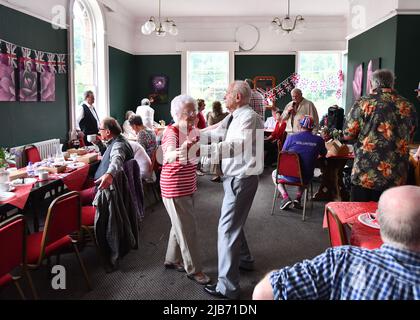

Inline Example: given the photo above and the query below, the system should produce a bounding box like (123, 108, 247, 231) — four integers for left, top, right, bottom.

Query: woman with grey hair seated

(122, 110, 137, 140)
(159, 94, 211, 285)
(129, 115, 157, 159)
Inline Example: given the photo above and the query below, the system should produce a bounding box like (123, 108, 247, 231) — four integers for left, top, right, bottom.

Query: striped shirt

(160, 125, 199, 198)
(270, 244, 420, 300)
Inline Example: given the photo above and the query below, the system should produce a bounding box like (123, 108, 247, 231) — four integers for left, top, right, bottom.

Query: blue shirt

(270, 244, 420, 300)
(281, 131, 327, 183)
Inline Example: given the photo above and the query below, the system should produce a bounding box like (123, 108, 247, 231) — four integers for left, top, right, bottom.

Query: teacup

(0, 182, 10, 192)
(87, 134, 97, 143)
(37, 170, 49, 181)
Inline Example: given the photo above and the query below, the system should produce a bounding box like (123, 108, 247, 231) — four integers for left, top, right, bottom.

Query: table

(323, 202, 383, 250)
(313, 152, 354, 201)
(0, 163, 92, 231)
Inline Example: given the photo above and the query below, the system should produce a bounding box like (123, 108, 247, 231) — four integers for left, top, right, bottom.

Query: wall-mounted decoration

(0, 53, 16, 101)
(149, 75, 169, 104)
(366, 58, 381, 95)
(353, 63, 364, 102)
(0, 38, 66, 103)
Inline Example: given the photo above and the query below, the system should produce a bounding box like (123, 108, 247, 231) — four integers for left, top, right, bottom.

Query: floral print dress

(344, 88, 417, 190)
(137, 129, 157, 159)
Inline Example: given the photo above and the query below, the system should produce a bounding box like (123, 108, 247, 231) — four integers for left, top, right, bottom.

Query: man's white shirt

(76, 101, 100, 130)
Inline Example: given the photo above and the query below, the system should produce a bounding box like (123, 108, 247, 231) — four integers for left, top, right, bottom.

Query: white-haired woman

(160, 94, 211, 285)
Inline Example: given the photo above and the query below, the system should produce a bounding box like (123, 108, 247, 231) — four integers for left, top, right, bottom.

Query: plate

(358, 213, 380, 229)
(11, 178, 38, 186)
(67, 162, 85, 169)
(0, 192, 16, 202)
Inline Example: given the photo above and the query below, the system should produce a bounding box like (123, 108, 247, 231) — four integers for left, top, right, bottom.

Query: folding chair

(26, 192, 92, 293)
(271, 151, 313, 221)
(0, 215, 38, 299)
(325, 206, 349, 246)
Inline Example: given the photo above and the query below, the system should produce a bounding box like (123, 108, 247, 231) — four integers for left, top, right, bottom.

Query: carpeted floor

(0, 169, 330, 300)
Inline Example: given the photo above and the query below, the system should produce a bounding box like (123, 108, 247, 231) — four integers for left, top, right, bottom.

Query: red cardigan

(268, 121, 286, 141)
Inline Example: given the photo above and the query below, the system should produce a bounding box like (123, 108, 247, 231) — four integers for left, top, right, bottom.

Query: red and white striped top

(160, 125, 199, 198)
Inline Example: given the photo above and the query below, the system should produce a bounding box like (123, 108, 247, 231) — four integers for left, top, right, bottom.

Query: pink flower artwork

(41, 72, 55, 102)
(366, 58, 381, 95)
(19, 59, 38, 102)
(353, 63, 363, 102)
(0, 53, 16, 102)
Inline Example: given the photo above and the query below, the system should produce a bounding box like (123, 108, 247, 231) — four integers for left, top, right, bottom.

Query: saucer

(358, 213, 380, 229)
(0, 192, 16, 202)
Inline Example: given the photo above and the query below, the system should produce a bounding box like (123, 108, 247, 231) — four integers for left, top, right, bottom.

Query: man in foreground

(253, 185, 420, 300)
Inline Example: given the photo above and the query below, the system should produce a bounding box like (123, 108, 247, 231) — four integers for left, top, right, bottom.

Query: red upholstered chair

(0, 215, 38, 299)
(325, 206, 349, 246)
(271, 151, 313, 221)
(26, 192, 92, 291)
(81, 205, 101, 257)
(25, 146, 42, 163)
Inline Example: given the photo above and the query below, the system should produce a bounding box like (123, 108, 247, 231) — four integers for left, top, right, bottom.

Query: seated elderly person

(128, 141, 152, 180)
(128, 115, 157, 159)
(264, 106, 279, 130)
(253, 185, 420, 300)
(206, 101, 228, 126)
(122, 110, 137, 140)
(81, 117, 134, 203)
(264, 111, 286, 167)
(272, 115, 326, 210)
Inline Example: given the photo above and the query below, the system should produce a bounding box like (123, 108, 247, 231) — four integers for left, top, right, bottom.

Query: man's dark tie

(226, 115, 233, 130)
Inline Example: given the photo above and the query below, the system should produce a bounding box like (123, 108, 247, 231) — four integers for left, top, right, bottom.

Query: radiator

(34, 139, 61, 160)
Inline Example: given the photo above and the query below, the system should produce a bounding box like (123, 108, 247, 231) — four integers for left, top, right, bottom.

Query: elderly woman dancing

(160, 94, 211, 285)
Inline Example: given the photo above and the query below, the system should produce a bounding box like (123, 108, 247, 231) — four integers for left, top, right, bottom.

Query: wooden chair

(325, 206, 349, 246)
(271, 151, 313, 221)
(0, 215, 38, 299)
(26, 192, 92, 293)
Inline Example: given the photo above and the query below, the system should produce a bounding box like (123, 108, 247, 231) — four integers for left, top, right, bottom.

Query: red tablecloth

(323, 201, 378, 228)
(0, 183, 35, 209)
(350, 221, 383, 249)
(61, 164, 90, 191)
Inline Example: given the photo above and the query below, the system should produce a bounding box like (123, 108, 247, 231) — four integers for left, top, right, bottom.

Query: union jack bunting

(57, 54, 66, 73)
(47, 53, 57, 73)
(5, 42, 18, 68)
(34, 50, 46, 73)
(21, 47, 33, 72)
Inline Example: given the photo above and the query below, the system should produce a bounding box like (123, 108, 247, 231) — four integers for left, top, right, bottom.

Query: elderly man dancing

(202, 81, 264, 299)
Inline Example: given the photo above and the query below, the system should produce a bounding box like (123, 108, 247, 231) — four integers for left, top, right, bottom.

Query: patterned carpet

(0, 168, 330, 300)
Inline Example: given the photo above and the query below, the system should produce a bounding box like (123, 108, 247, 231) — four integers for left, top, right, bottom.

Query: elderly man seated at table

(253, 185, 420, 300)
(272, 115, 327, 210)
(81, 117, 134, 203)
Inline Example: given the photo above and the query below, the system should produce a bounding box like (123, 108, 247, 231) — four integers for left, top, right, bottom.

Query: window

(187, 52, 230, 111)
(71, 0, 108, 129)
(73, 0, 95, 105)
(297, 52, 343, 119)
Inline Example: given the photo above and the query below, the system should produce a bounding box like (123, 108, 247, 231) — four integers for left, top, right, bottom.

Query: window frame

(68, 0, 109, 132)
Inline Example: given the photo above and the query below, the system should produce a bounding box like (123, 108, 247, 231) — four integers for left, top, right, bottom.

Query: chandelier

(270, 0, 305, 35)
(141, 0, 178, 37)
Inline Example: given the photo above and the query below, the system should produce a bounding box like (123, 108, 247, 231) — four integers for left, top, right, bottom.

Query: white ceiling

(114, 0, 350, 18)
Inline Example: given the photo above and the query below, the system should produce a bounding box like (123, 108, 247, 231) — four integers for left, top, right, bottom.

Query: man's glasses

(98, 128, 106, 131)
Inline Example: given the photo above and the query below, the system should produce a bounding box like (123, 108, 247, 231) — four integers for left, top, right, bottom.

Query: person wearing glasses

(160, 95, 211, 286)
(80, 117, 134, 205)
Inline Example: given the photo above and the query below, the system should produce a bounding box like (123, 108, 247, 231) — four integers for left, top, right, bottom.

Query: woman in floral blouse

(129, 115, 157, 158)
(343, 69, 417, 202)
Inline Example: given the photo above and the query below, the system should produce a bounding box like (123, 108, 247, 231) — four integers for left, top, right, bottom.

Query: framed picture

(150, 75, 169, 104)
(352, 63, 364, 103)
(366, 58, 381, 95)
(253, 76, 276, 91)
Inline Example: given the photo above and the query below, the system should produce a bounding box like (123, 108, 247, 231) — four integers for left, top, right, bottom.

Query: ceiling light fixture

(141, 0, 178, 37)
(269, 0, 305, 35)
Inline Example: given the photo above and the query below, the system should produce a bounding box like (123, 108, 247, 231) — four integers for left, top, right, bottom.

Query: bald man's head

(378, 186, 420, 251)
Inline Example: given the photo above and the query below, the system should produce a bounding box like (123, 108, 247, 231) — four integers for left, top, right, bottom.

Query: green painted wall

(395, 15, 420, 141)
(235, 54, 296, 114)
(346, 16, 398, 109)
(133, 55, 181, 123)
(109, 46, 136, 125)
(0, 5, 69, 148)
